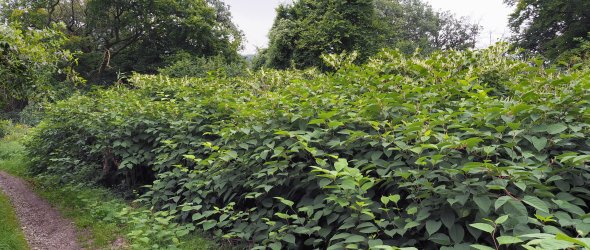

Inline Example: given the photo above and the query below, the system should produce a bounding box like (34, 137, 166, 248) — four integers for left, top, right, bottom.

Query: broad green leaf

(497, 236, 523, 245)
(202, 220, 216, 231)
(523, 196, 549, 213)
(389, 194, 401, 204)
(274, 197, 294, 207)
(407, 206, 418, 215)
(555, 233, 590, 248)
(546, 123, 568, 135)
(469, 223, 495, 233)
(269, 242, 282, 250)
(282, 234, 296, 245)
(449, 224, 465, 243)
(470, 244, 495, 250)
(344, 235, 366, 243)
(334, 158, 348, 171)
(494, 196, 512, 210)
(528, 136, 548, 151)
(426, 220, 442, 235)
(429, 233, 451, 245)
(474, 196, 492, 212)
(380, 196, 389, 205)
(495, 215, 509, 224)
(441, 210, 456, 229)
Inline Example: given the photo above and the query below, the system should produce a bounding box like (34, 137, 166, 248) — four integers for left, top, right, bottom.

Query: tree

(505, 0, 590, 60)
(259, 0, 480, 70)
(0, 23, 79, 112)
(375, 0, 480, 54)
(2, 0, 244, 84)
(263, 0, 380, 69)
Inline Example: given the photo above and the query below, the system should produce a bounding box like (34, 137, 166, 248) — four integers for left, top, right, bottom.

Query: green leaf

(334, 158, 348, 171)
(441, 210, 456, 229)
(380, 196, 389, 205)
(328, 121, 344, 128)
(552, 199, 584, 216)
(523, 196, 549, 213)
(202, 220, 216, 231)
(340, 179, 357, 190)
(469, 223, 495, 233)
(269, 242, 282, 250)
(546, 123, 568, 134)
(344, 235, 366, 243)
(426, 220, 442, 235)
(449, 224, 465, 243)
(495, 215, 509, 224)
(474, 196, 492, 212)
(274, 197, 294, 207)
(282, 234, 296, 245)
(389, 194, 401, 204)
(555, 233, 590, 248)
(497, 236, 523, 245)
(407, 206, 418, 215)
(470, 244, 495, 250)
(429, 233, 451, 245)
(404, 221, 420, 230)
(494, 196, 512, 210)
(537, 238, 575, 249)
(528, 136, 548, 151)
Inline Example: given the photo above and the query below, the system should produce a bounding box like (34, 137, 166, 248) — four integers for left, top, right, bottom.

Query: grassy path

(0, 171, 82, 250)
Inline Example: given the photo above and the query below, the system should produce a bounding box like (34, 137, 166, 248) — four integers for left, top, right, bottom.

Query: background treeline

(2, 0, 590, 116)
(253, 0, 481, 69)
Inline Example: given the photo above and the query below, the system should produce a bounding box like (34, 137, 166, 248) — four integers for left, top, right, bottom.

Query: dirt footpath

(0, 171, 82, 250)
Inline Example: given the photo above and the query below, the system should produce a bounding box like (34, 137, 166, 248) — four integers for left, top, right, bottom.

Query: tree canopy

(262, 0, 379, 70)
(258, 0, 481, 70)
(0, 23, 79, 112)
(505, 0, 590, 60)
(1, 0, 244, 83)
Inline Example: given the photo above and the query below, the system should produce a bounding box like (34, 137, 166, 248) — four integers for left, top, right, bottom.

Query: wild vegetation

(0, 122, 215, 249)
(0, 190, 28, 250)
(253, 0, 480, 69)
(23, 46, 590, 249)
(1, 0, 590, 249)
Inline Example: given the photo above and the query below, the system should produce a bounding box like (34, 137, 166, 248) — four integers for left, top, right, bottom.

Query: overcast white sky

(223, 0, 513, 54)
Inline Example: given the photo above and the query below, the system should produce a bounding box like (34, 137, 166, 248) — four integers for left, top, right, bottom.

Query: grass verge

(0, 191, 29, 250)
(0, 123, 214, 250)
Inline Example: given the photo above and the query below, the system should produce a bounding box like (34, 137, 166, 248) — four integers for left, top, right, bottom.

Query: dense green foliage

(26, 45, 590, 249)
(375, 0, 480, 54)
(261, 0, 379, 69)
(2, 0, 244, 84)
(505, 0, 590, 60)
(0, 123, 215, 249)
(159, 53, 247, 79)
(0, 23, 79, 113)
(256, 0, 480, 70)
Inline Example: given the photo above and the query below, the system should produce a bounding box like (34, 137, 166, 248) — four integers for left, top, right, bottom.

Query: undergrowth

(0, 121, 215, 249)
(25, 44, 590, 249)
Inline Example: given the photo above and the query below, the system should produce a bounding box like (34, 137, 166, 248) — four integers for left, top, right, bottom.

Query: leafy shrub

(0, 22, 83, 112)
(159, 52, 247, 78)
(27, 44, 590, 249)
(0, 120, 11, 138)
